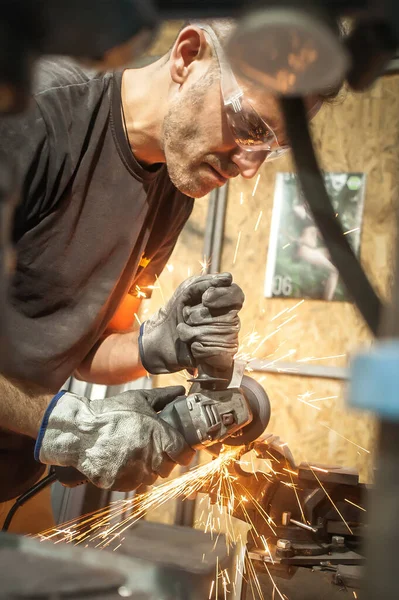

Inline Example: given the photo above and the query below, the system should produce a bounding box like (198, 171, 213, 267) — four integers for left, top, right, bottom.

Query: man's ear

(170, 27, 210, 85)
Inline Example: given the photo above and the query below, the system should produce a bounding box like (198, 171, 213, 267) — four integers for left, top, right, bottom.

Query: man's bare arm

(75, 329, 147, 385)
(75, 293, 147, 385)
(0, 376, 53, 438)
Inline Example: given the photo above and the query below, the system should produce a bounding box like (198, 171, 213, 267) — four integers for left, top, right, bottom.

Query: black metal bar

(364, 420, 399, 599)
(280, 96, 382, 336)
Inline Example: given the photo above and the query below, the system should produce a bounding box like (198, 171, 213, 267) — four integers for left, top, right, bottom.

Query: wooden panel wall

(221, 76, 399, 482)
(141, 23, 399, 488)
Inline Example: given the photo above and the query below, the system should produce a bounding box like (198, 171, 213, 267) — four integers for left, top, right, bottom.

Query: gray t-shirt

(0, 60, 193, 501)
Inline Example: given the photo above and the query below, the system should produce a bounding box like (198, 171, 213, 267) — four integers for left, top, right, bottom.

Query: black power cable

(280, 96, 382, 336)
(2, 470, 57, 532)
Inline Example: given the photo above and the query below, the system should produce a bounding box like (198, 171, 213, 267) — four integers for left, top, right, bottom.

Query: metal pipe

(249, 359, 348, 380)
(211, 182, 229, 273)
(202, 190, 217, 273)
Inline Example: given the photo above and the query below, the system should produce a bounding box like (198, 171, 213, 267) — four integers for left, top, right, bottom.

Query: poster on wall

(264, 172, 366, 301)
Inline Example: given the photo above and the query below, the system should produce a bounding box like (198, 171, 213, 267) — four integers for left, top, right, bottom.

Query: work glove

(139, 273, 245, 374)
(35, 386, 194, 491)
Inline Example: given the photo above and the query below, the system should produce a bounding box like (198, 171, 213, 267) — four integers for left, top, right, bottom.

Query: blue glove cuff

(34, 390, 67, 462)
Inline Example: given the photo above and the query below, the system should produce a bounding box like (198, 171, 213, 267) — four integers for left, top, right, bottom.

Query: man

(0, 19, 329, 533)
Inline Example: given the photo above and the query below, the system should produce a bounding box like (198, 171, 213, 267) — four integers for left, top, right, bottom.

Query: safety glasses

(198, 24, 290, 162)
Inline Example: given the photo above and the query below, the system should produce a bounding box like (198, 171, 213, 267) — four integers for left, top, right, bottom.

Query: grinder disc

(224, 375, 271, 446)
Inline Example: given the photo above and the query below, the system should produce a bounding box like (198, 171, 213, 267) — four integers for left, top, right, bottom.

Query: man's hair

(167, 17, 345, 103)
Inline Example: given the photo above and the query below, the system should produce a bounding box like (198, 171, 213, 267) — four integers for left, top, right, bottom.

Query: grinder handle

(54, 394, 188, 488)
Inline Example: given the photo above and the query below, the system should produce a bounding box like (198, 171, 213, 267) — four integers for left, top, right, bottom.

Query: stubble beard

(161, 67, 219, 198)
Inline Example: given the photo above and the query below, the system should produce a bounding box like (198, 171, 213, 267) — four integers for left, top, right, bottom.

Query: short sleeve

(0, 99, 50, 241)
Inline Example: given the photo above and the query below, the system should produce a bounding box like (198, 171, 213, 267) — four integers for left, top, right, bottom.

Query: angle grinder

(54, 360, 271, 487)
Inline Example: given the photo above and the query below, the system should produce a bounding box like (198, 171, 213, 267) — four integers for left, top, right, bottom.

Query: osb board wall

(137, 22, 399, 490)
(221, 76, 399, 482)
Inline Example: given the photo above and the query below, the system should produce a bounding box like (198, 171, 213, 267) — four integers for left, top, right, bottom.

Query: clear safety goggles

(198, 24, 290, 162)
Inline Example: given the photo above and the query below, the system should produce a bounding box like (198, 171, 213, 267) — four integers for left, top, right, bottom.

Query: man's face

(161, 67, 284, 199)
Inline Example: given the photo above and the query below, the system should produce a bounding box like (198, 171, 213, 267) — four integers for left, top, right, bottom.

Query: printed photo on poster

(264, 172, 366, 301)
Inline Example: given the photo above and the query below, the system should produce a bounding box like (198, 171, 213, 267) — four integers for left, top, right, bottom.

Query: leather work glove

(139, 273, 245, 374)
(35, 386, 194, 491)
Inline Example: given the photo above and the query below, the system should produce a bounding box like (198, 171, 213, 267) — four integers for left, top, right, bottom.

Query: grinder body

(54, 368, 270, 488)
(159, 386, 252, 451)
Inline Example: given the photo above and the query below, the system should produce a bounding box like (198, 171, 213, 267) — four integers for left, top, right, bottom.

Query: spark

(135, 285, 147, 299)
(320, 423, 370, 454)
(252, 174, 261, 197)
(309, 465, 329, 473)
(245, 555, 266, 599)
(187, 267, 192, 277)
(249, 329, 280, 356)
(264, 563, 285, 600)
(343, 227, 360, 236)
(265, 349, 297, 369)
(166, 263, 174, 272)
(233, 231, 242, 265)
(255, 211, 263, 231)
(260, 536, 274, 564)
(199, 256, 212, 274)
(353, 593, 358, 599)
(287, 463, 306, 523)
(282, 468, 297, 476)
(297, 393, 321, 411)
(37, 448, 241, 550)
(345, 499, 366, 512)
(216, 557, 219, 599)
(271, 307, 291, 322)
(276, 314, 297, 329)
(209, 580, 215, 599)
(286, 299, 305, 313)
(282, 243, 291, 250)
(133, 312, 141, 326)
(308, 464, 353, 534)
(240, 192, 244, 205)
(234, 481, 277, 535)
(307, 396, 338, 403)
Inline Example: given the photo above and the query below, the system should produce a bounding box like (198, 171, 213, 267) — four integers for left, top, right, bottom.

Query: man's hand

(35, 386, 194, 491)
(139, 273, 245, 374)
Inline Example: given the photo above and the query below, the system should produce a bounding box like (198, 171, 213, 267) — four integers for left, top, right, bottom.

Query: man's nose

(231, 148, 267, 179)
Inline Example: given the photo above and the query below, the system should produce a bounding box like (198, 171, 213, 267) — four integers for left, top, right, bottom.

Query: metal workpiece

(297, 464, 359, 487)
(277, 539, 292, 550)
(276, 539, 294, 558)
(249, 358, 348, 381)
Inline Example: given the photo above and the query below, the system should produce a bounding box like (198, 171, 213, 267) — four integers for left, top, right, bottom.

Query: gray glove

(139, 272, 245, 374)
(35, 386, 194, 491)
